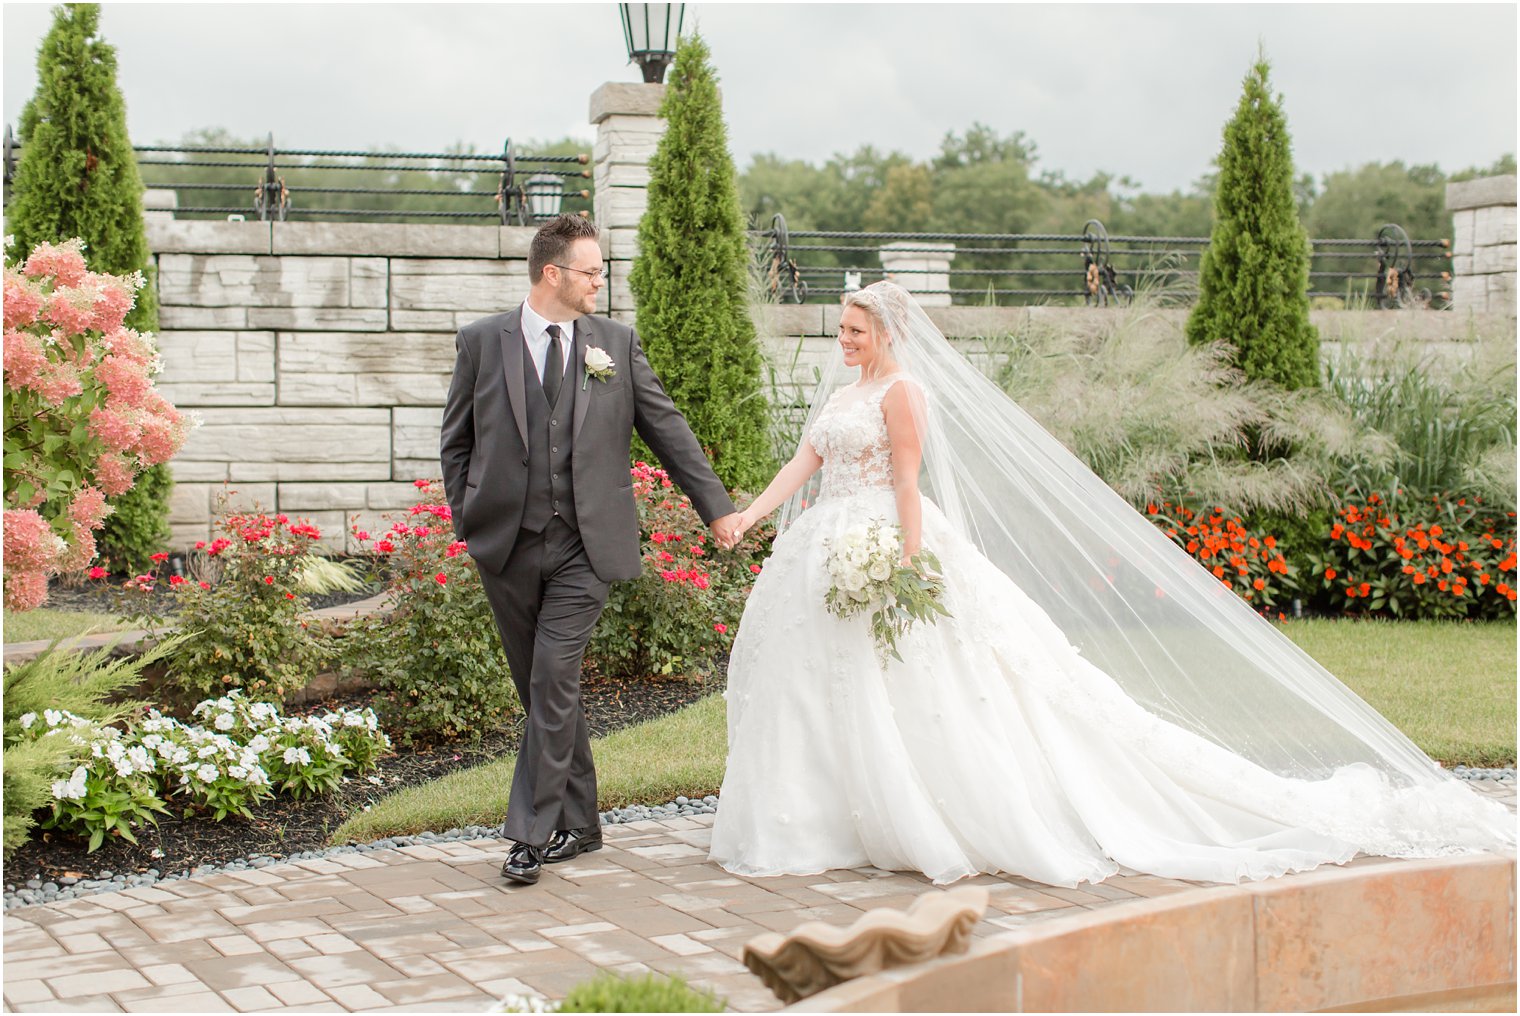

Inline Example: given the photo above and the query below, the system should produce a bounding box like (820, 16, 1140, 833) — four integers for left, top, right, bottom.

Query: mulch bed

(7, 580, 727, 886)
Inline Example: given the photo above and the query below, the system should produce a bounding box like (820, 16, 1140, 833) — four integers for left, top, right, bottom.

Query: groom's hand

(710, 512, 743, 550)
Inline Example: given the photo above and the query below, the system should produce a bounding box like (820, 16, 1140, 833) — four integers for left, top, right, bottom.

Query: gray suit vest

(520, 340, 579, 533)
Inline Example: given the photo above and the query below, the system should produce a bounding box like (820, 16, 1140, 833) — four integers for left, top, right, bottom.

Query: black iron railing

(753, 215, 1452, 309)
(3, 128, 591, 225)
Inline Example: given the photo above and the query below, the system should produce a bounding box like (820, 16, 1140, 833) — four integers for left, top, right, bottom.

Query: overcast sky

(3, 1, 1515, 195)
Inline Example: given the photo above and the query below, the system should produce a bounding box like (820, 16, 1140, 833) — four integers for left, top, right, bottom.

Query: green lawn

(334, 619, 1516, 843)
(2, 608, 130, 645)
(1281, 618, 1515, 768)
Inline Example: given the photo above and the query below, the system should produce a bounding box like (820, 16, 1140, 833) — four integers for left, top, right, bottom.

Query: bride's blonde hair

(841, 281, 913, 346)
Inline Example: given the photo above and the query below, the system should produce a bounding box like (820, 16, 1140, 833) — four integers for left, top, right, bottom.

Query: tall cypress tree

(629, 33, 773, 491)
(8, 3, 169, 569)
(1186, 54, 1319, 390)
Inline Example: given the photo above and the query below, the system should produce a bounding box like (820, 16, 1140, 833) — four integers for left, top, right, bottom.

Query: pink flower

(354, 530, 371, 541)
(23, 239, 88, 288)
(3, 328, 48, 390)
(169, 574, 186, 586)
(435, 573, 447, 585)
(3, 271, 45, 329)
(206, 537, 232, 556)
(132, 414, 185, 465)
(67, 486, 110, 532)
(89, 406, 141, 453)
(94, 353, 151, 407)
(41, 287, 97, 336)
(56, 528, 96, 572)
(88, 566, 108, 580)
(446, 541, 468, 557)
(100, 326, 153, 366)
(264, 575, 274, 584)
(35, 361, 84, 404)
(93, 453, 135, 496)
(713, 623, 728, 634)
(3, 509, 62, 572)
(660, 570, 678, 583)
(3, 569, 49, 612)
(414, 478, 430, 488)
(659, 551, 675, 563)
(150, 552, 169, 563)
(86, 274, 135, 333)
(693, 574, 711, 590)
(749, 564, 762, 574)
(285, 592, 296, 600)
(376, 539, 395, 554)
(198, 581, 211, 590)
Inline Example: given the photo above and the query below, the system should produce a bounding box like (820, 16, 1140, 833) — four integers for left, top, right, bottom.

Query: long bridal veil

(780, 281, 1512, 853)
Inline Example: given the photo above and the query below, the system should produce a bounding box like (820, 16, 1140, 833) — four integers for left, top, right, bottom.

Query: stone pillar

(143, 188, 178, 220)
(879, 242, 956, 307)
(590, 82, 666, 323)
(1446, 174, 1516, 316)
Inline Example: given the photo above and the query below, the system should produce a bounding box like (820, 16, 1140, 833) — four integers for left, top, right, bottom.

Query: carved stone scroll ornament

(742, 885, 989, 1004)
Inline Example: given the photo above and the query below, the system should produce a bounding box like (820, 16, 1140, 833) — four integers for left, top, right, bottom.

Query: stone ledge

(589, 81, 666, 123)
(1447, 174, 1517, 212)
(787, 854, 1517, 1013)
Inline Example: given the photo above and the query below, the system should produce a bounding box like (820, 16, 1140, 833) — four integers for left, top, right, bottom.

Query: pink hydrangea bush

(3, 238, 190, 611)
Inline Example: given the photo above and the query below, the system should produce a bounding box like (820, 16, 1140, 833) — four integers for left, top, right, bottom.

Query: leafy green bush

(2, 631, 184, 853)
(344, 481, 518, 747)
(557, 973, 724, 1013)
(1303, 492, 1516, 620)
(96, 461, 173, 575)
(589, 463, 767, 680)
(115, 505, 333, 707)
(630, 33, 774, 490)
(1185, 53, 1319, 390)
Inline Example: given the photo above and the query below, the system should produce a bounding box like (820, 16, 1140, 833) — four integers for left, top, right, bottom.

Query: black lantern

(525, 174, 563, 221)
(619, 3, 685, 84)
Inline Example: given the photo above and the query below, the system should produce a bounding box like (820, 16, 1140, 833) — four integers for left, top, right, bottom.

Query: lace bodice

(808, 375, 911, 501)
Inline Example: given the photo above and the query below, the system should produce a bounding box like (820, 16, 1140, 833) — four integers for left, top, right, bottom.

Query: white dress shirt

(520, 300, 575, 384)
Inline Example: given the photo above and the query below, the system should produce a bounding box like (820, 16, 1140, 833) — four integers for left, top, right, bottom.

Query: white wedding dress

(709, 374, 1514, 887)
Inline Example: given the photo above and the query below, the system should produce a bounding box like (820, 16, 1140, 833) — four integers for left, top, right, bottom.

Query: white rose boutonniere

(583, 347, 616, 389)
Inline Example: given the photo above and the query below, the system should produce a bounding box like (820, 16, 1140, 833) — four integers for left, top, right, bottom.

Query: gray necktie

(543, 324, 564, 405)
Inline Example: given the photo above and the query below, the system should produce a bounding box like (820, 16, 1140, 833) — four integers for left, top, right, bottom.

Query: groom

(440, 214, 741, 885)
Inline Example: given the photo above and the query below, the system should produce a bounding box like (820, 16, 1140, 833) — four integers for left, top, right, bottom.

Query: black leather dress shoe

(543, 826, 603, 864)
(500, 841, 544, 885)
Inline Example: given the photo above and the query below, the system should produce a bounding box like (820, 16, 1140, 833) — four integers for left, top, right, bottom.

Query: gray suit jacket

(440, 307, 736, 582)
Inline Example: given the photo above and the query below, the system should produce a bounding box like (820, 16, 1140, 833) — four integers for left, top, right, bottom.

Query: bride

(707, 280, 1513, 888)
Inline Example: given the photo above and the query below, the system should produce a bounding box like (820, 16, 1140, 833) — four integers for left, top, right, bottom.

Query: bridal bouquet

(823, 520, 950, 663)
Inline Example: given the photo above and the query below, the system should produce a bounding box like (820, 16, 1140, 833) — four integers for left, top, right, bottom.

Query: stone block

(590, 82, 666, 123)
(159, 254, 356, 308)
(500, 227, 538, 259)
(179, 408, 391, 466)
(156, 331, 276, 384)
(594, 162, 651, 191)
(1450, 275, 1488, 311)
(600, 186, 648, 226)
(390, 260, 528, 313)
(1450, 209, 1476, 254)
(391, 309, 462, 331)
(146, 219, 273, 255)
(168, 483, 212, 525)
(607, 226, 641, 262)
(247, 306, 388, 331)
(1445, 174, 1517, 213)
(169, 521, 210, 550)
(350, 258, 388, 307)
(1452, 254, 1474, 276)
(277, 374, 360, 406)
(368, 482, 432, 509)
(1486, 273, 1515, 314)
(275, 483, 369, 511)
(392, 458, 439, 481)
(272, 222, 499, 258)
(1472, 243, 1517, 274)
(290, 511, 347, 552)
(393, 407, 443, 460)
(1247, 856, 1515, 1012)
(170, 460, 234, 483)
(278, 331, 456, 374)
(226, 461, 391, 482)
(594, 123, 667, 167)
(356, 373, 450, 405)
(1474, 205, 1517, 247)
(159, 304, 250, 329)
(156, 382, 276, 407)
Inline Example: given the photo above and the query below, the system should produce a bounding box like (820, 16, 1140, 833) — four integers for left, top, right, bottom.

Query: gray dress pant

(477, 515, 609, 846)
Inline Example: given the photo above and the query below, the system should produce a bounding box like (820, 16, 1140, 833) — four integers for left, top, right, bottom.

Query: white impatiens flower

(19, 712, 37, 730)
(126, 746, 153, 773)
(51, 766, 89, 801)
(197, 744, 218, 759)
(214, 713, 235, 731)
(229, 765, 247, 780)
(283, 746, 311, 766)
(196, 763, 219, 783)
(43, 709, 64, 727)
(247, 735, 271, 755)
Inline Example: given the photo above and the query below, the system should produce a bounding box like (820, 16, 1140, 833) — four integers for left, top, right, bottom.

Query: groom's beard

(558, 279, 597, 318)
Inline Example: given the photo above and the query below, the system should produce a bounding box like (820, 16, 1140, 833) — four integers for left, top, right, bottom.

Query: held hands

(710, 510, 754, 551)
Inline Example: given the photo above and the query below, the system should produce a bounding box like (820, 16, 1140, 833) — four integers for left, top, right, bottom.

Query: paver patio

(4, 781, 1515, 1013)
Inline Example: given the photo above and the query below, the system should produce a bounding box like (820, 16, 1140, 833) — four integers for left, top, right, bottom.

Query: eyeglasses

(552, 263, 607, 282)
